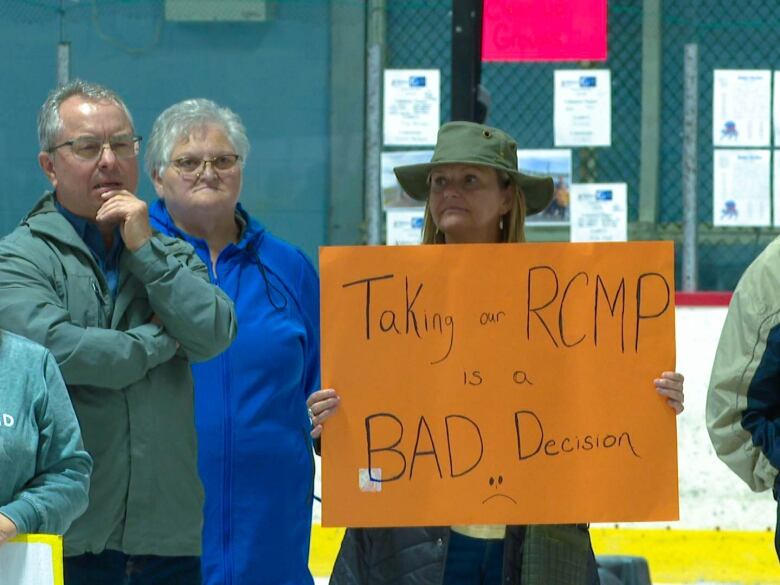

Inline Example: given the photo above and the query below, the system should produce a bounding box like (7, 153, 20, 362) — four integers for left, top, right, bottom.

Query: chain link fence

(5, 0, 780, 290)
(386, 0, 780, 291)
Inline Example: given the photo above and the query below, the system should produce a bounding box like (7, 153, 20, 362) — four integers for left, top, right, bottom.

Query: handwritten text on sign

(321, 242, 677, 527)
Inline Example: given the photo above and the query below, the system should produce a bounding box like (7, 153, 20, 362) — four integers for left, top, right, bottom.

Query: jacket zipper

(221, 346, 233, 585)
(213, 268, 234, 585)
(91, 279, 106, 327)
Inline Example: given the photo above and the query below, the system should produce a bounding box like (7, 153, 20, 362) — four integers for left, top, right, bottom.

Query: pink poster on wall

(482, 0, 607, 62)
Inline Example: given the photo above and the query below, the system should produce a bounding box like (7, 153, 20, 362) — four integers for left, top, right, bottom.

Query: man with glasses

(0, 80, 237, 584)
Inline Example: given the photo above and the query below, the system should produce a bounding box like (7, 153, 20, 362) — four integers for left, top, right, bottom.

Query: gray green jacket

(0, 330, 91, 535)
(0, 193, 237, 556)
(707, 235, 780, 492)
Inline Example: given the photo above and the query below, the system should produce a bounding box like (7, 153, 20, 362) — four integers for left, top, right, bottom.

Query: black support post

(451, 0, 483, 122)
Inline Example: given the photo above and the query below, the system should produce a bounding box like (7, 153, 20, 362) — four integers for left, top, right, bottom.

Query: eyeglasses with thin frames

(48, 135, 142, 160)
(169, 154, 242, 180)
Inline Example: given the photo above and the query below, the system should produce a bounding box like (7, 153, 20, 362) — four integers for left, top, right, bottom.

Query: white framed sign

(570, 183, 627, 242)
(383, 69, 440, 146)
(554, 69, 611, 147)
(713, 70, 771, 147)
(385, 208, 425, 246)
(713, 149, 770, 227)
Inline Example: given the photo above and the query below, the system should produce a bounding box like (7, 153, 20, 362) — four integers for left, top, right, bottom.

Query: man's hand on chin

(96, 190, 153, 251)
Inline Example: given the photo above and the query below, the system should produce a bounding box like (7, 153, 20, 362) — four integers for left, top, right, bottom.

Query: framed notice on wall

(381, 150, 434, 209)
(554, 70, 611, 147)
(519, 149, 572, 225)
(713, 149, 770, 227)
(570, 183, 627, 242)
(713, 70, 771, 147)
(383, 69, 440, 147)
(385, 209, 425, 246)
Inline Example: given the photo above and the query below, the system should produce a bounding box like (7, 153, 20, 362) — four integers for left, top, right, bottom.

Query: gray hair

(37, 79, 134, 151)
(145, 98, 250, 177)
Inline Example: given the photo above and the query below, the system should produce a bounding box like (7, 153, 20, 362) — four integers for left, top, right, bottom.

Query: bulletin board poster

(713, 149, 770, 227)
(554, 70, 611, 147)
(386, 208, 425, 246)
(774, 72, 780, 146)
(482, 0, 607, 62)
(519, 149, 572, 225)
(774, 152, 780, 227)
(320, 242, 678, 527)
(0, 534, 63, 585)
(713, 70, 771, 147)
(570, 183, 628, 242)
(381, 150, 434, 209)
(383, 69, 440, 146)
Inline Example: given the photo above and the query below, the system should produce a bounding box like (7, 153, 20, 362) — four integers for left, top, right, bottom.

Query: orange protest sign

(320, 241, 678, 527)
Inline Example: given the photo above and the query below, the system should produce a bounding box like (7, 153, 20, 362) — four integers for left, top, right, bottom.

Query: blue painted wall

(0, 1, 330, 262)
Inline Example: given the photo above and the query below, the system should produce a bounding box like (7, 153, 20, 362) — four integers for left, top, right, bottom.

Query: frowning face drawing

(482, 474, 517, 505)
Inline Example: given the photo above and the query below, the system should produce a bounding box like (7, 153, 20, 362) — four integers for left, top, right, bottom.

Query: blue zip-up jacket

(150, 200, 319, 585)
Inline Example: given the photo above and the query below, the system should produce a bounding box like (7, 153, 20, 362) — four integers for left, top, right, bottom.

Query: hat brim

(394, 161, 554, 216)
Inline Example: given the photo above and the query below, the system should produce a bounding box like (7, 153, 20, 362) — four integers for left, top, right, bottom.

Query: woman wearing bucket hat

(319, 121, 685, 585)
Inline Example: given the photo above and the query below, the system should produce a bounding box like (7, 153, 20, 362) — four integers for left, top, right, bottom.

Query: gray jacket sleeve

(0, 351, 91, 534)
(123, 234, 237, 363)
(0, 240, 180, 390)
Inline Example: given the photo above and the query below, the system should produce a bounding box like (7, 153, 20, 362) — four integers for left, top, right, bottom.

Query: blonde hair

(420, 169, 527, 244)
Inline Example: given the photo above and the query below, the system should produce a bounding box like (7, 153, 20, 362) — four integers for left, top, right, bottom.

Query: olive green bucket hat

(393, 121, 554, 216)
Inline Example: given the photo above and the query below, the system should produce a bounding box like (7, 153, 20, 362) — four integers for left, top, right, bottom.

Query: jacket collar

(148, 199, 266, 255)
(22, 192, 95, 255)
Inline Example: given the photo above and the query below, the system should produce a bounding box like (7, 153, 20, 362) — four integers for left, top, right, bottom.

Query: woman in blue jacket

(145, 99, 319, 585)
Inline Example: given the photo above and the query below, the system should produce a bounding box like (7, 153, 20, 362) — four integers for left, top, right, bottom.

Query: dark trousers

(442, 530, 505, 585)
(64, 550, 201, 585)
(441, 529, 601, 585)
